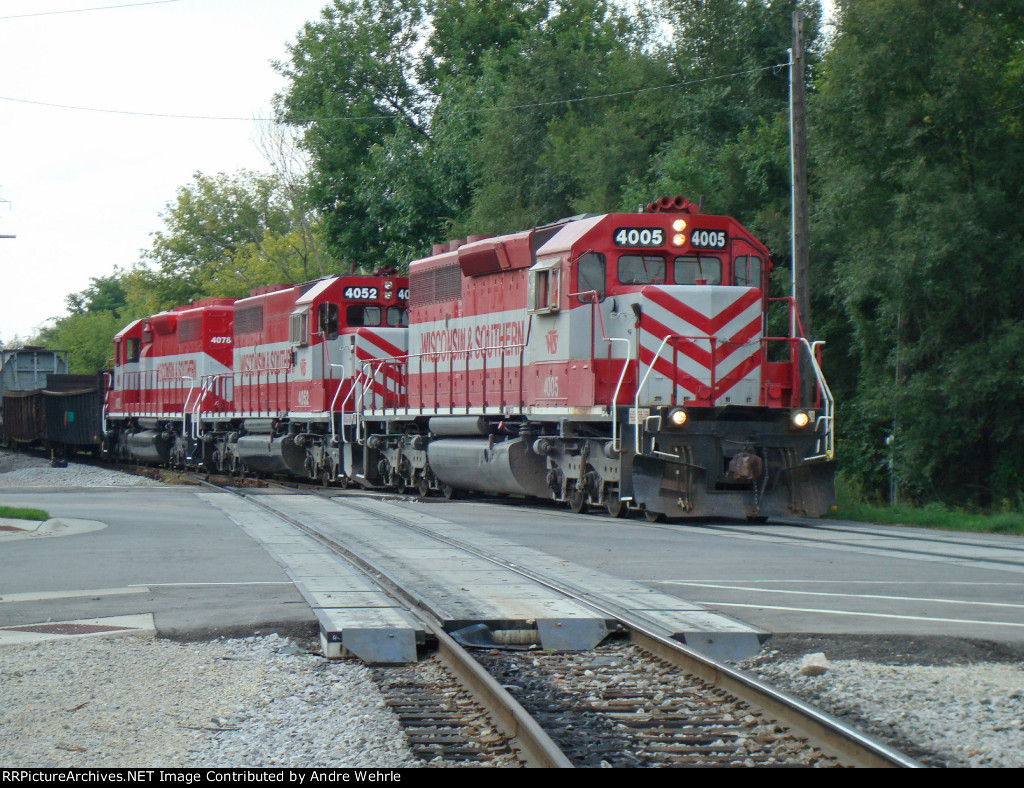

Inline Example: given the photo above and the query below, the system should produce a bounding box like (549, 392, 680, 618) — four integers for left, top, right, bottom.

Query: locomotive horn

(646, 201, 658, 213)
(658, 196, 674, 211)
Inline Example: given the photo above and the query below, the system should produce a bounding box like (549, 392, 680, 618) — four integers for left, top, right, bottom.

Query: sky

(0, 0, 838, 345)
(0, 0, 332, 343)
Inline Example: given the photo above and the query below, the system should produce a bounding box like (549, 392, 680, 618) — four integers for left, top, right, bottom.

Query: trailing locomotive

(104, 274, 409, 485)
(102, 197, 833, 520)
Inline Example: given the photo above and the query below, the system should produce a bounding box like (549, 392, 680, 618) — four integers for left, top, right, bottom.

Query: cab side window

(528, 257, 561, 314)
(318, 303, 339, 339)
(126, 338, 141, 363)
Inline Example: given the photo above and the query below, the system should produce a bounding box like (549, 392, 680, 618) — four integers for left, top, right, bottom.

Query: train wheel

(569, 487, 587, 514)
(417, 477, 430, 497)
(606, 490, 627, 518)
(321, 468, 333, 488)
(644, 509, 665, 523)
(442, 484, 457, 500)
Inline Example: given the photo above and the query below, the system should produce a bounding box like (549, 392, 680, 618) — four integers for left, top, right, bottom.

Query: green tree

(812, 0, 1024, 506)
(132, 169, 325, 310)
(459, 0, 671, 232)
(626, 1, 822, 250)
(37, 311, 124, 374)
(274, 0, 436, 271)
(65, 273, 128, 316)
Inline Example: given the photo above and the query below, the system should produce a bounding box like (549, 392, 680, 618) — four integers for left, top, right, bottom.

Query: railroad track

(194, 476, 919, 768)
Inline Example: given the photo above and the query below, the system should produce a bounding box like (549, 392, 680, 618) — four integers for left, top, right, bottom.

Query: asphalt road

(0, 486, 315, 640)
(389, 496, 1024, 645)
(2, 485, 1022, 648)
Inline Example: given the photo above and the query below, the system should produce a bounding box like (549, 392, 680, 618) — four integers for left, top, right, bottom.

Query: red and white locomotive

(105, 198, 835, 519)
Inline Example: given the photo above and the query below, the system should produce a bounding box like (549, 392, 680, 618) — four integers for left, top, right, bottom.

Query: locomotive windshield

(673, 255, 723, 285)
(387, 306, 408, 327)
(733, 255, 763, 288)
(576, 252, 606, 300)
(617, 254, 665, 285)
(613, 251, 763, 287)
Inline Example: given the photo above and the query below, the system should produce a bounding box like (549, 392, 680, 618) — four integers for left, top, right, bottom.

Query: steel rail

(326, 494, 921, 769)
(194, 477, 573, 769)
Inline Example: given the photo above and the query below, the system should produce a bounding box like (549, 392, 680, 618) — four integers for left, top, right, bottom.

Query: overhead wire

(0, 63, 785, 123)
(0, 0, 183, 20)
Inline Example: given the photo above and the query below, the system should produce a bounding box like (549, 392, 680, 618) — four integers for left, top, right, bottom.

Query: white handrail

(568, 289, 632, 455)
(180, 376, 195, 438)
(328, 363, 345, 443)
(192, 376, 215, 440)
(800, 338, 835, 461)
(633, 334, 671, 453)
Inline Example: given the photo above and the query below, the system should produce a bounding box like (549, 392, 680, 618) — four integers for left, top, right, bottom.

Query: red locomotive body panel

(404, 209, 785, 415)
(107, 300, 235, 419)
(229, 275, 409, 419)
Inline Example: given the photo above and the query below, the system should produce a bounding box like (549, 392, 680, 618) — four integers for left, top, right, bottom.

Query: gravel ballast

(739, 639, 1024, 768)
(0, 451, 159, 488)
(0, 634, 421, 768)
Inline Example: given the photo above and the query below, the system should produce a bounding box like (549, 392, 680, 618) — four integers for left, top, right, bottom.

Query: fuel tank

(126, 430, 172, 465)
(427, 437, 550, 498)
(234, 434, 307, 477)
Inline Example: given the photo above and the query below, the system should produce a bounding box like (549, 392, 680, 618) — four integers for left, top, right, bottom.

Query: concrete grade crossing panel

(261, 494, 611, 651)
(199, 493, 420, 663)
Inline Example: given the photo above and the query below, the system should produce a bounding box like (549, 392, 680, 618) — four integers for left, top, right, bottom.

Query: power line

(0, 64, 784, 123)
(0, 0, 183, 20)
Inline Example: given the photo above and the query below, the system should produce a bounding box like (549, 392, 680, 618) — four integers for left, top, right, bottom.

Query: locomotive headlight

(672, 219, 687, 232)
(668, 408, 688, 427)
(672, 233, 687, 246)
(791, 410, 811, 429)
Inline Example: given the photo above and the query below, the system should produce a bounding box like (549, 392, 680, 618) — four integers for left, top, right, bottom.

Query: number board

(344, 286, 379, 300)
(689, 229, 728, 250)
(396, 287, 410, 301)
(613, 227, 665, 248)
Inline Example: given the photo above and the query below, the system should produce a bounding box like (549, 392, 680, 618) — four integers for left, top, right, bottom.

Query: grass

(0, 505, 50, 521)
(832, 474, 1024, 535)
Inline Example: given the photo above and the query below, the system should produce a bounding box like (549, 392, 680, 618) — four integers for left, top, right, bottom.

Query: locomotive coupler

(727, 449, 764, 482)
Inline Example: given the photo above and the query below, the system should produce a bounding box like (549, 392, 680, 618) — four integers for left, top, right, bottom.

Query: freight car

(1, 373, 104, 464)
(0, 346, 69, 449)
(99, 198, 834, 520)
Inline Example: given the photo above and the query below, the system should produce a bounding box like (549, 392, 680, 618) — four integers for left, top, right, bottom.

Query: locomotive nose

(636, 284, 764, 409)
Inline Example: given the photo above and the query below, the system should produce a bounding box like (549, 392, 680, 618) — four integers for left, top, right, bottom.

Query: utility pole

(789, 9, 812, 403)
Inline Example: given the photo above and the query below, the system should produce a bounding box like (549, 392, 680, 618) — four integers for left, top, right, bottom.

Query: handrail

(634, 334, 672, 453)
(328, 363, 345, 444)
(359, 342, 529, 416)
(569, 289, 632, 454)
(180, 376, 195, 438)
(101, 372, 112, 438)
(799, 338, 834, 461)
(192, 375, 216, 440)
